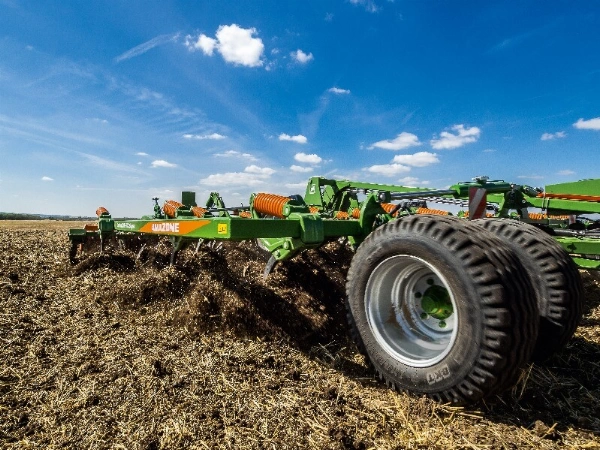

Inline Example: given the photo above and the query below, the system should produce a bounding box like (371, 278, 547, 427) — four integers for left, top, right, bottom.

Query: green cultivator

(69, 176, 600, 405)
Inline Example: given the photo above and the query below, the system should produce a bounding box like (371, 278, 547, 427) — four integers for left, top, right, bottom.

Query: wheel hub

(365, 255, 458, 367)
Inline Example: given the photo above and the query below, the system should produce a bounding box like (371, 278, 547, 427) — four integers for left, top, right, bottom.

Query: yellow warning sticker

(217, 223, 228, 235)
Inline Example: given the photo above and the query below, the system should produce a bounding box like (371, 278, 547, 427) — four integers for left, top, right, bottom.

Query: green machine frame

(69, 176, 600, 269)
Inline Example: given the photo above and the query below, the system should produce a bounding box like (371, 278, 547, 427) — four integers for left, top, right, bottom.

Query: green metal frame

(69, 176, 600, 269)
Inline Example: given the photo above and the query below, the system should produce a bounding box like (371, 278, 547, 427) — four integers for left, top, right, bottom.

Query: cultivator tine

(263, 255, 279, 279)
(136, 243, 146, 260)
(69, 242, 79, 264)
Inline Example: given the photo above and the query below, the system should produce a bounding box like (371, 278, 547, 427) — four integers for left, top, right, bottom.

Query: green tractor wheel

(346, 215, 538, 405)
(474, 218, 584, 362)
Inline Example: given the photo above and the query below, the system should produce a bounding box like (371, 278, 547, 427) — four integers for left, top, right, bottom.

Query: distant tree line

(0, 212, 96, 221)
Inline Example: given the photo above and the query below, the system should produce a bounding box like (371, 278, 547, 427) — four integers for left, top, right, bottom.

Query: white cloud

(217, 25, 264, 66)
(369, 132, 422, 151)
(186, 25, 264, 67)
(285, 182, 309, 190)
(557, 170, 575, 176)
(290, 165, 313, 173)
(398, 176, 429, 187)
(244, 165, 275, 176)
(482, 148, 496, 153)
(517, 175, 544, 180)
(199, 164, 274, 187)
(430, 124, 481, 150)
(365, 163, 410, 176)
(392, 152, 439, 167)
(183, 133, 226, 140)
(136, 152, 149, 156)
(41, 176, 53, 181)
(294, 152, 322, 164)
(213, 150, 257, 161)
(573, 117, 600, 130)
(291, 49, 314, 64)
(151, 159, 177, 168)
(200, 172, 266, 187)
(328, 87, 350, 95)
(196, 34, 217, 55)
(541, 131, 566, 140)
(279, 133, 308, 144)
(78, 152, 145, 174)
(349, 0, 379, 13)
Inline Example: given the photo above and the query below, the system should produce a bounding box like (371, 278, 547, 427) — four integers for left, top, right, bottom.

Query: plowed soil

(1, 220, 600, 449)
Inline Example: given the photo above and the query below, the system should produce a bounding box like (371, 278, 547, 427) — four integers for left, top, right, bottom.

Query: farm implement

(68, 176, 600, 405)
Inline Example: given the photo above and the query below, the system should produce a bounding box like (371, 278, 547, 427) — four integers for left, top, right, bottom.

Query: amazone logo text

(151, 222, 180, 233)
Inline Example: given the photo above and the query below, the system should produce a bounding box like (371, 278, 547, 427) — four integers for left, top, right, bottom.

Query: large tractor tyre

(474, 218, 583, 362)
(346, 215, 538, 405)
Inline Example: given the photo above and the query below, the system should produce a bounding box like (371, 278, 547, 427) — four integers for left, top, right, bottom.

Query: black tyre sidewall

(474, 218, 583, 361)
(348, 222, 493, 398)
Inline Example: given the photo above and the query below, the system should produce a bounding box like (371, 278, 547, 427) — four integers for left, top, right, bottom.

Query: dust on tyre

(474, 218, 583, 362)
(346, 215, 537, 405)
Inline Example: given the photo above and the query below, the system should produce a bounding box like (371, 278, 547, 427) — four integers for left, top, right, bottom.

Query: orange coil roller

(253, 193, 290, 218)
(528, 213, 547, 220)
(335, 211, 349, 220)
(461, 210, 494, 218)
(309, 206, 320, 214)
(163, 200, 184, 218)
(191, 206, 207, 218)
(351, 208, 361, 219)
(96, 206, 109, 217)
(381, 203, 399, 217)
(239, 211, 252, 218)
(416, 207, 450, 216)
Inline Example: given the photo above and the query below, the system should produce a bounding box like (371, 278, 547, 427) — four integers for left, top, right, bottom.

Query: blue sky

(1, 0, 599, 216)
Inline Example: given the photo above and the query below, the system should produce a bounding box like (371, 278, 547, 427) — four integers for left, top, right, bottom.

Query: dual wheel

(346, 215, 582, 405)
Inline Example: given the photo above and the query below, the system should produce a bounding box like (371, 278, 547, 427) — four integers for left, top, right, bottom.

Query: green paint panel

(555, 237, 600, 256)
(545, 179, 600, 196)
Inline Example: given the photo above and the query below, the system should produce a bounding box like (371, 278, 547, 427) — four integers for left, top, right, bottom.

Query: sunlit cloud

(365, 163, 410, 176)
(199, 165, 274, 187)
(290, 165, 313, 173)
(291, 49, 314, 64)
(213, 150, 257, 161)
(151, 159, 177, 168)
(328, 87, 350, 94)
(430, 124, 480, 150)
(280, 133, 308, 144)
(573, 117, 600, 130)
(185, 24, 265, 67)
(183, 133, 226, 140)
(349, 0, 379, 13)
(369, 132, 422, 151)
(541, 131, 566, 140)
(294, 152, 322, 164)
(392, 152, 439, 167)
(557, 170, 575, 176)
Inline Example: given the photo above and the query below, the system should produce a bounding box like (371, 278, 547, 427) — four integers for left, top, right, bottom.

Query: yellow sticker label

(217, 223, 228, 235)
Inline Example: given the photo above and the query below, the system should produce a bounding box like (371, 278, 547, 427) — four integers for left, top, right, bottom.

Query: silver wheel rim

(365, 255, 458, 367)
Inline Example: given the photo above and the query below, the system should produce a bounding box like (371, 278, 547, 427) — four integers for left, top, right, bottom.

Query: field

(1, 220, 600, 449)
